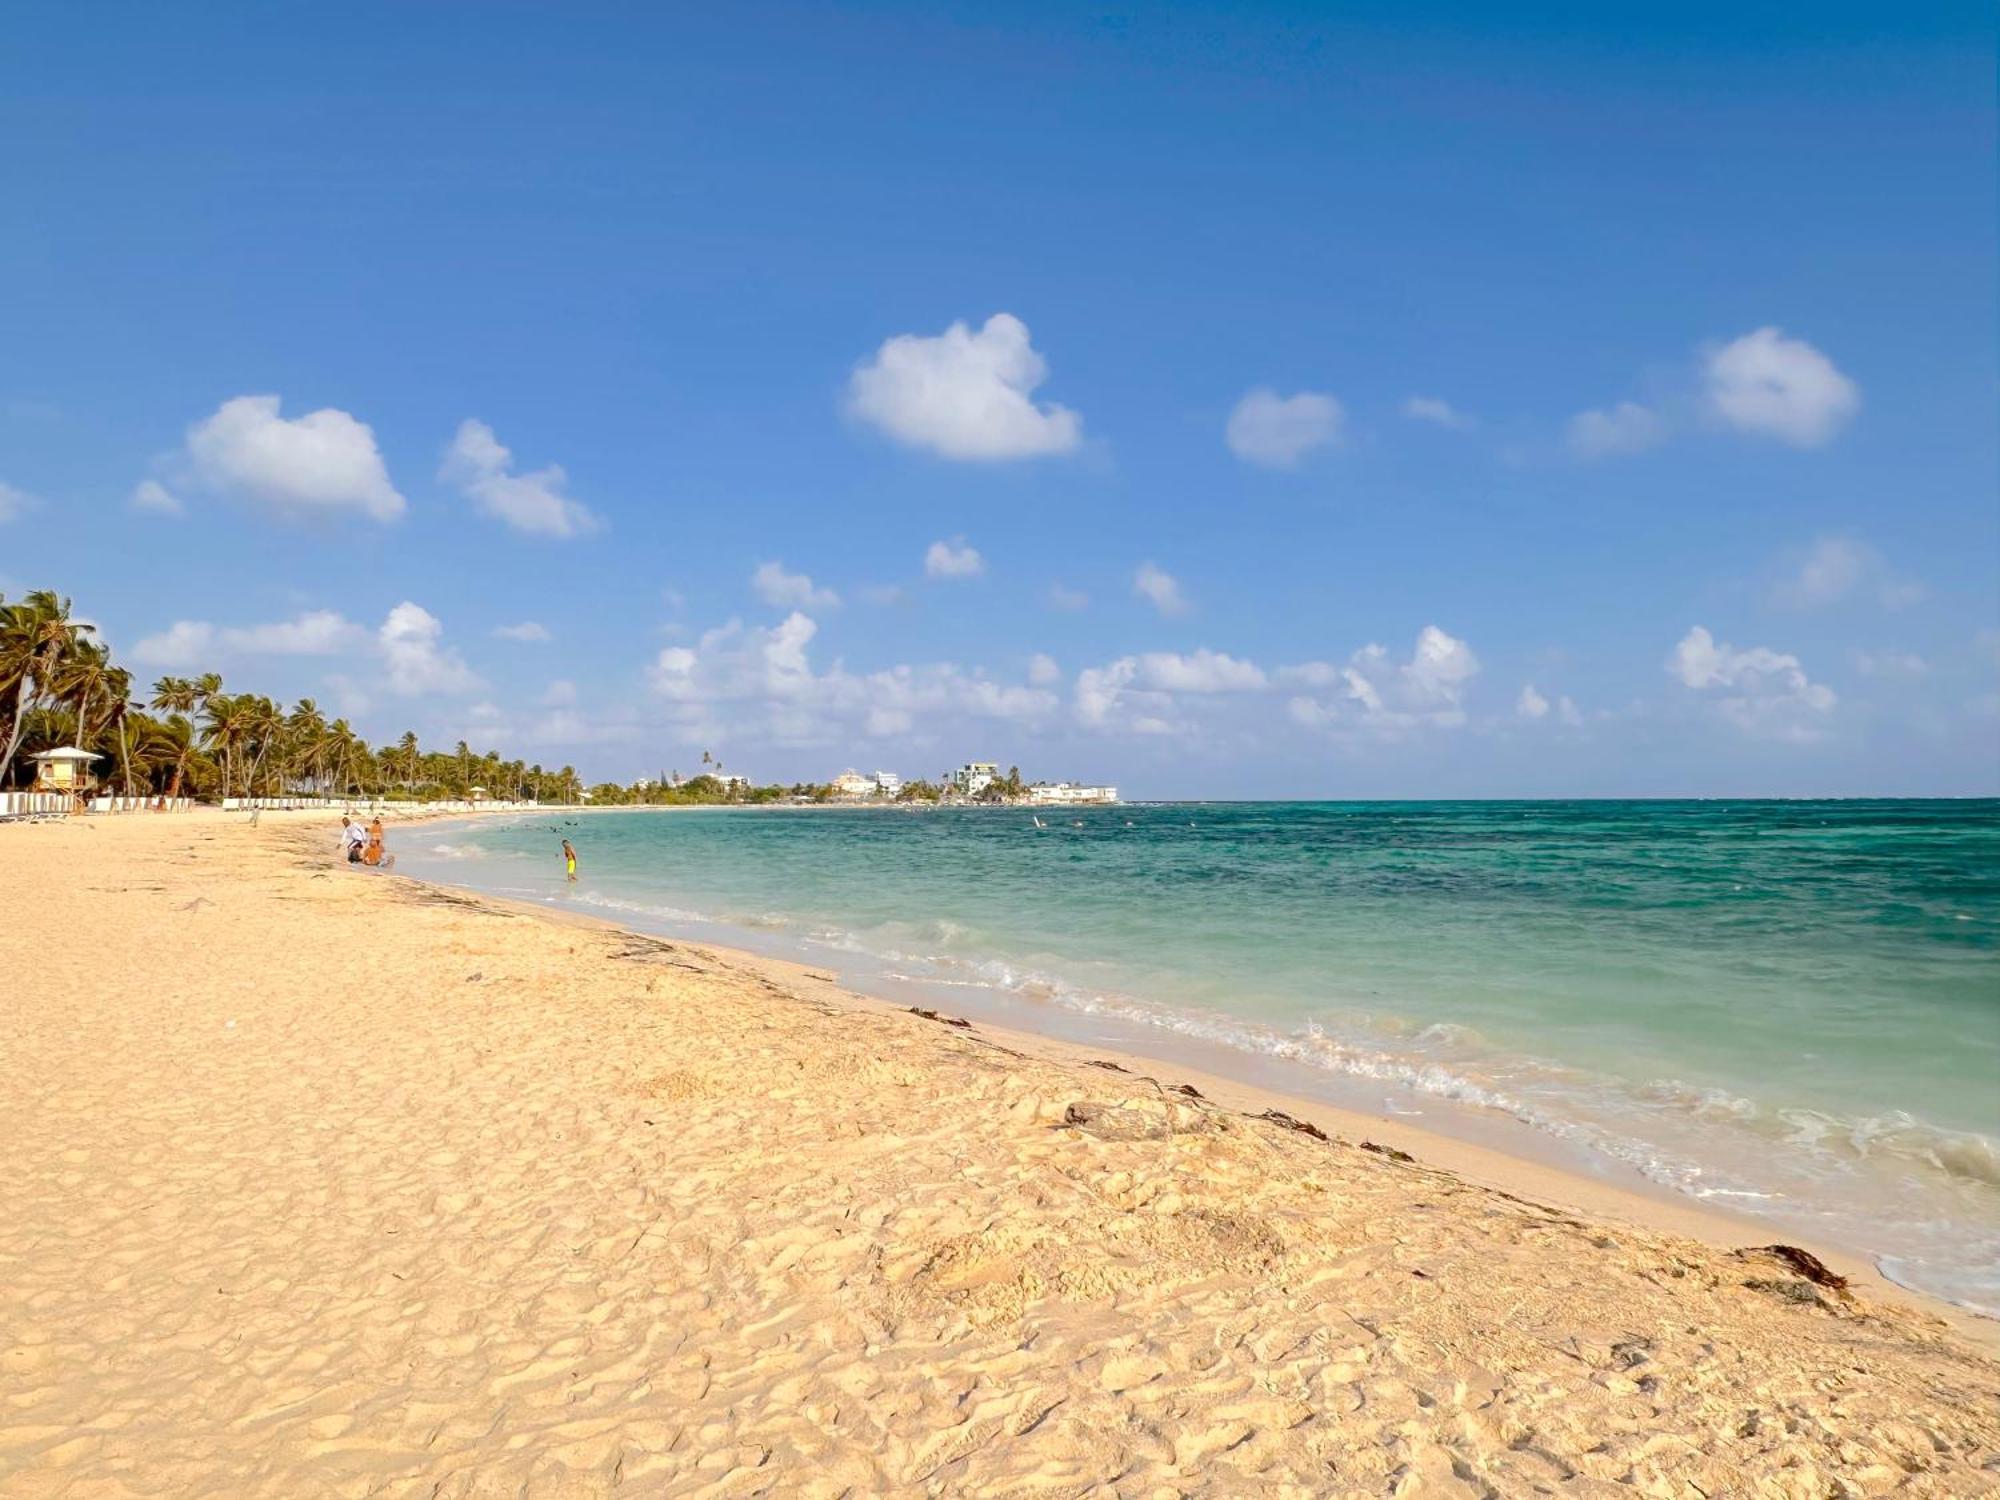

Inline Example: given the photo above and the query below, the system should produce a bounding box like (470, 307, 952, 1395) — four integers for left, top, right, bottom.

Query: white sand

(3, 811, 1996, 1497)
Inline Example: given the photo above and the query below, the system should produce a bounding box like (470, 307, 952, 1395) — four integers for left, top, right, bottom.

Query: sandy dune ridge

(2, 813, 1996, 1497)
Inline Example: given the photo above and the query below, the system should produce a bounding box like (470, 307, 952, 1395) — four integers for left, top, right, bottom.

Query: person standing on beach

(561, 838, 578, 882)
(340, 816, 366, 864)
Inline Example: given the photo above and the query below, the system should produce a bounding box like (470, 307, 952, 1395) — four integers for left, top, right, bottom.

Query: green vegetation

(0, 587, 582, 803)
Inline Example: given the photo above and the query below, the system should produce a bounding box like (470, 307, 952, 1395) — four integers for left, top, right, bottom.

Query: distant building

(673, 769, 748, 790)
(949, 761, 998, 796)
(831, 770, 876, 799)
(872, 771, 903, 797)
(1026, 781, 1119, 805)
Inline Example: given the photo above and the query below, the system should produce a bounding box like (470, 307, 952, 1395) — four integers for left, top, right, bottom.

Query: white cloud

(186, 395, 405, 522)
(1668, 625, 1835, 740)
(1402, 396, 1472, 430)
(1134, 561, 1189, 616)
(493, 620, 551, 642)
(541, 679, 579, 707)
(130, 620, 217, 669)
(648, 610, 1057, 747)
(752, 561, 840, 610)
(1774, 535, 1869, 609)
(1285, 626, 1481, 737)
(1074, 649, 1268, 733)
(379, 601, 481, 696)
(0, 480, 37, 523)
(441, 418, 600, 538)
(1134, 649, 1266, 693)
(1028, 652, 1062, 686)
(924, 538, 985, 579)
(848, 313, 1081, 461)
(1517, 682, 1583, 727)
(130, 479, 183, 516)
(1852, 649, 1928, 681)
(132, 610, 364, 666)
(1703, 327, 1859, 447)
(1047, 583, 1090, 612)
(859, 584, 907, 607)
(1226, 388, 1344, 468)
(1567, 401, 1665, 459)
(1772, 535, 1925, 611)
(223, 610, 363, 655)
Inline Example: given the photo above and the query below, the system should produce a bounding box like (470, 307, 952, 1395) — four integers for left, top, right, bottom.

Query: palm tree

(150, 676, 196, 717)
(288, 698, 328, 792)
(144, 713, 199, 801)
(55, 639, 115, 752)
(104, 668, 138, 797)
(0, 590, 95, 786)
(396, 730, 419, 791)
(200, 693, 253, 799)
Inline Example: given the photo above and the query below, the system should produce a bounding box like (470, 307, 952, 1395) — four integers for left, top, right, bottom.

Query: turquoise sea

(401, 800, 2000, 1314)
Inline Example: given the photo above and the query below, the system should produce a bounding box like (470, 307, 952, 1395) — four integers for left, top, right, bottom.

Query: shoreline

(7, 808, 1997, 1495)
(399, 809, 1996, 1347)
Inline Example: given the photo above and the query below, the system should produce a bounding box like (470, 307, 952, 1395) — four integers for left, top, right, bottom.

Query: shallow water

(400, 799, 2000, 1314)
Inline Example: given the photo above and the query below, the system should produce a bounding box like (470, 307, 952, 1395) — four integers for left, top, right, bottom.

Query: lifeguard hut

(31, 746, 100, 804)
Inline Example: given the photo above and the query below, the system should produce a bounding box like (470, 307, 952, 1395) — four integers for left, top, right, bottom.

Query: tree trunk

(118, 717, 134, 797)
(0, 671, 33, 787)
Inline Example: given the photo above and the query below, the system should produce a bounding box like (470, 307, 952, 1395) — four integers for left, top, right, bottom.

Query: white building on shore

(949, 761, 998, 796)
(831, 770, 877, 798)
(1026, 781, 1119, 805)
(872, 770, 903, 797)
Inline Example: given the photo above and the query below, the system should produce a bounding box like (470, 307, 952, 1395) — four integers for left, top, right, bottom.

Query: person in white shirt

(341, 816, 367, 863)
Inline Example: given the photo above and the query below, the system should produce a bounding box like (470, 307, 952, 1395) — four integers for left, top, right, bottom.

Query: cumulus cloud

(1401, 396, 1472, 430)
(1516, 682, 1583, 727)
(848, 313, 1081, 461)
(1133, 562, 1188, 616)
(924, 538, 985, 579)
(1285, 626, 1481, 736)
(752, 561, 840, 610)
(130, 621, 217, 669)
(186, 395, 405, 521)
(1028, 652, 1062, 686)
(1771, 535, 1924, 611)
(1074, 649, 1268, 733)
(1567, 401, 1665, 459)
(1225, 388, 1344, 468)
(649, 611, 1057, 747)
(540, 679, 579, 707)
(1703, 327, 1859, 447)
(132, 610, 365, 666)
(492, 620, 551, 642)
(441, 418, 600, 538)
(379, 601, 481, 696)
(1668, 625, 1835, 740)
(130, 479, 183, 516)
(0, 480, 37, 523)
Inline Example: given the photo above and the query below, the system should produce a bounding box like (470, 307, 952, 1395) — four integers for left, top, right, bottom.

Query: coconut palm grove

(1, 589, 586, 806)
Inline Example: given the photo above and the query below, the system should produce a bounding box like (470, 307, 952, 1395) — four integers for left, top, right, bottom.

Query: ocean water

(401, 800, 2000, 1314)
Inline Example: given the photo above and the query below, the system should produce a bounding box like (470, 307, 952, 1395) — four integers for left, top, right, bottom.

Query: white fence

(222, 797, 546, 815)
(1, 792, 550, 820)
(88, 796, 195, 814)
(0, 791, 70, 818)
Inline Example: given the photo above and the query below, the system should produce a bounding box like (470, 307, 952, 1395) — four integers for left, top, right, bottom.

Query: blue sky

(2, 3, 1994, 796)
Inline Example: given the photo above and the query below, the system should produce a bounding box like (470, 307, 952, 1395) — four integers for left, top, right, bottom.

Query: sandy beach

(4, 811, 1997, 1498)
